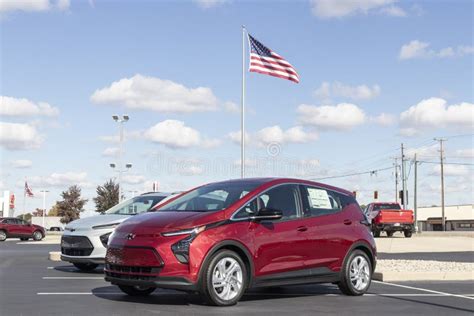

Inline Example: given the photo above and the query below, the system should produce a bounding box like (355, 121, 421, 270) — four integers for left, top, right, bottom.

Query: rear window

(373, 204, 401, 211)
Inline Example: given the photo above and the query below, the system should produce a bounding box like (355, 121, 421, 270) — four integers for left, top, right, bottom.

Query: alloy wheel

(212, 257, 243, 301)
(349, 255, 370, 291)
(0, 231, 6, 241)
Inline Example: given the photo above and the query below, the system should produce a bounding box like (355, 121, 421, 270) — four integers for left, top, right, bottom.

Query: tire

(0, 230, 6, 242)
(404, 230, 412, 238)
(20, 237, 29, 241)
(200, 249, 247, 306)
(338, 249, 372, 296)
(373, 230, 380, 238)
(386, 231, 394, 237)
(118, 285, 156, 296)
(32, 231, 43, 241)
(73, 263, 99, 272)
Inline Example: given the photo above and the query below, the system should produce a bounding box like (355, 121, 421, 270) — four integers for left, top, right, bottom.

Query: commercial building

(0, 191, 14, 218)
(417, 204, 474, 231)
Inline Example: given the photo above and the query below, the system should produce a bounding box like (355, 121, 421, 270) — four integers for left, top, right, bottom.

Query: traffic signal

(352, 191, 357, 197)
(399, 190, 409, 205)
(374, 191, 378, 200)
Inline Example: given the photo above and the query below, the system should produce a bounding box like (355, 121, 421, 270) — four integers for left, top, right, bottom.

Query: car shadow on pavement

(379, 294, 474, 313)
(54, 265, 104, 274)
(92, 284, 342, 306)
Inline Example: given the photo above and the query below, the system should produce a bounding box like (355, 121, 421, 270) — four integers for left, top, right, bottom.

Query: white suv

(61, 192, 170, 271)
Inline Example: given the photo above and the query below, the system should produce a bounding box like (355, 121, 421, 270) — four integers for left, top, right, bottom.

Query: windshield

(105, 195, 167, 215)
(373, 203, 401, 211)
(158, 181, 264, 212)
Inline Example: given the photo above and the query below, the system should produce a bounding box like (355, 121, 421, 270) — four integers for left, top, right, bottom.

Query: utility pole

(393, 157, 399, 203)
(413, 154, 418, 233)
(434, 138, 446, 231)
(400, 143, 407, 210)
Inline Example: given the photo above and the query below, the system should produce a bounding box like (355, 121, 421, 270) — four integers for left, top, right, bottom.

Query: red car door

(6, 219, 22, 236)
(250, 184, 311, 277)
(16, 219, 33, 236)
(299, 185, 354, 271)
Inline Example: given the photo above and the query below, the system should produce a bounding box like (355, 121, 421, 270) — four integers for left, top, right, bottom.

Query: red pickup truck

(365, 202, 414, 238)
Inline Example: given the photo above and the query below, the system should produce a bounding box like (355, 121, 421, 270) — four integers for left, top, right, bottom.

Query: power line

(417, 161, 474, 166)
(309, 166, 393, 181)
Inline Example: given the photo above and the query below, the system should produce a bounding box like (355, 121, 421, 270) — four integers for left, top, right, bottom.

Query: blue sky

(1, 0, 473, 216)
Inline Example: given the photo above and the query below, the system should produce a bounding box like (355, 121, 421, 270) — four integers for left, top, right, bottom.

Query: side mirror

(249, 208, 283, 221)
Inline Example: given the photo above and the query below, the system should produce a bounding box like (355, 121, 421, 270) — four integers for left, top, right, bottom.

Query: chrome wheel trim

(349, 255, 370, 291)
(34, 231, 42, 240)
(0, 231, 6, 240)
(212, 257, 243, 301)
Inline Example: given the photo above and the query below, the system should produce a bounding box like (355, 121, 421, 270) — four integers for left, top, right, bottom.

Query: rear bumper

(374, 223, 414, 232)
(104, 275, 196, 292)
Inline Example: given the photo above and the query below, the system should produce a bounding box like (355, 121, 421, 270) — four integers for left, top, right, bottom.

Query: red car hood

(116, 211, 223, 234)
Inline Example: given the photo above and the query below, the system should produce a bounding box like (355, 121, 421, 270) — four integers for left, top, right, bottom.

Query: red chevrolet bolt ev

(104, 178, 376, 306)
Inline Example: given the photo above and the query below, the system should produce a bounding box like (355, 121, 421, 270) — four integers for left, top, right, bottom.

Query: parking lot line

(42, 277, 104, 280)
(373, 281, 474, 300)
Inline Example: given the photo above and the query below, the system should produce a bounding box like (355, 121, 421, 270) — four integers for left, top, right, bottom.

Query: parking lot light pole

(109, 162, 132, 201)
(39, 190, 49, 228)
(112, 115, 129, 201)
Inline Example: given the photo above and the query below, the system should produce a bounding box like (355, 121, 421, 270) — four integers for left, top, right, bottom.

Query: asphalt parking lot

(1, 240, 473, 316)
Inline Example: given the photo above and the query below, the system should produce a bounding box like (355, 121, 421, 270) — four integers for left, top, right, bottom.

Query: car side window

(233, 184, 300, 220)
(260, 184, 300, 221)
(301, 186, 345, 217)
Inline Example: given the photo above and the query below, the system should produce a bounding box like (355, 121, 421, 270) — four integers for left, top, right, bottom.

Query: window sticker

(308, 188, 332, 209)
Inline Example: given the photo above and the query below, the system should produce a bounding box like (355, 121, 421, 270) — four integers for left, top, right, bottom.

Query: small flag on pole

(24, 181, 34, 197)
(248, 34, 299, 84)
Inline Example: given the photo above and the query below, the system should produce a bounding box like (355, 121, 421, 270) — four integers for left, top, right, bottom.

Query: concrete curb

(373, 270, 474, 281)
(49, 251, 61, 262)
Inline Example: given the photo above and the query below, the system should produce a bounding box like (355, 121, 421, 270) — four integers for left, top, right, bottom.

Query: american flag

(248, 34, 299, 84)
(24, 181, 34, 197)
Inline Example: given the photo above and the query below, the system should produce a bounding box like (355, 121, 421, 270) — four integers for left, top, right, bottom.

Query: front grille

(105, 271, 158, 281)
(61, 236, 94, 257)
(105, 264, 162, 281)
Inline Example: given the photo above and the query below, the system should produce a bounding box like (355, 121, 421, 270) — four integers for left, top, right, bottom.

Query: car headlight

(163, 226, 206, 264)
(100, 232, 112, 247)
(92, 223, 120, 230)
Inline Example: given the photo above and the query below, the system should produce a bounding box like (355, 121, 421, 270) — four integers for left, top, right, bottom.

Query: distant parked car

(366, 202, 414, 237)
(104, 178, 376, 306)
(0, 217, 45, 242)
(61, 192, 171, 271)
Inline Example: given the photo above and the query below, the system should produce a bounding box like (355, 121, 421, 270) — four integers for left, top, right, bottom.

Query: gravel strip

(377, 259, 474, 273)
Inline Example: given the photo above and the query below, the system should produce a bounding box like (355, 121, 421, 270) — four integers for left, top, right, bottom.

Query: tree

(32, 208, 45, 217)
(48, 204, 60, 216)
(17, 213, 32, 222)
(93, 179, 119, 214)
(56, 185, 88, 224)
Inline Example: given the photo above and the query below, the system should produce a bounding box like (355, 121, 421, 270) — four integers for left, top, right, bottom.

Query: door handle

(297, 226, 308, 232)
(343, 219, 352, 225)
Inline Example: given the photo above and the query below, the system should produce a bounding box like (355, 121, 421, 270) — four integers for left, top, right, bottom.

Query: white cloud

(11, 159, 32, 168)
(310, 0, 405, 18)
(255, 125, 318, 145)
(454, 148, 474, 159)
(174, 159, 204, 176)
(228, 126, 317, 147)
(431, 164, 469, 177)
(26, 171, 92, 188)
(0, 122, 43, 150)
(143, 120, 219, 149)
(122, 174, 146, 185)
(102, 147, 120, 157)
(370, 113, 395, 126)
(405, 144, 438, 160)
(314, 82, 380, 101)
(0, 0, 70, 12)
(399, 98, 474, 134)
(91, 74, 219, 113)
(399, 40, 474, 60)
(194, 0, 228, 9)
(0, 96, 59, 117)
(297, 103, 366, 130)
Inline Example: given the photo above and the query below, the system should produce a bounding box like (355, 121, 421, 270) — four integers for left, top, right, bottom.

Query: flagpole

(241, 25, 246, 178)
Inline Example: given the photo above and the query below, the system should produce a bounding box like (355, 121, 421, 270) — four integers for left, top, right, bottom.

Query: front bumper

(104, 275, 196, 291)
(61, 228, 113, 263)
